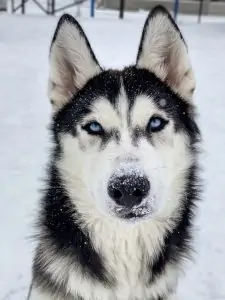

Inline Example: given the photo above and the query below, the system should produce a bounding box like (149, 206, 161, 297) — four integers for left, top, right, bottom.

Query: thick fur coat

(28, 6, 201, 300)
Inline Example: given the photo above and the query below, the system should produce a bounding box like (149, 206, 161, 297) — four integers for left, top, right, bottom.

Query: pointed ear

(48, 14, 101, 112)
(136, 6, 195, 101)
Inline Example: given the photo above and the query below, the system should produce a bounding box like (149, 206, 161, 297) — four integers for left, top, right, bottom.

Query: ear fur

(48, 14, 101, 112)
(136, 6, 195, 101)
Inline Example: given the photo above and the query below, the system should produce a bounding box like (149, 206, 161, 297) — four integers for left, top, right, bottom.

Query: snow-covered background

(1, 3, 225, 299)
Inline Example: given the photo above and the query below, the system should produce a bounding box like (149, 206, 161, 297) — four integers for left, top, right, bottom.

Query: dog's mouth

(114, 204, 152, 220)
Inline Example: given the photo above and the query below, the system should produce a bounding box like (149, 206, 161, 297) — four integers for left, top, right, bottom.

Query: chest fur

(66, 220, 178, 300)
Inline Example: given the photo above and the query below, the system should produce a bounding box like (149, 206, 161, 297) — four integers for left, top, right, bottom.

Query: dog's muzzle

(107, 174, 150, 219)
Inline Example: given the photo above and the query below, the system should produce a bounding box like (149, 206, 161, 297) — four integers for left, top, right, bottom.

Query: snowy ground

(1, 4, 225, 300)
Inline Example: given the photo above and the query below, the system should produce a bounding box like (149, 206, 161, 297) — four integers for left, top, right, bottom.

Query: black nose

(108, 175, 150, 208)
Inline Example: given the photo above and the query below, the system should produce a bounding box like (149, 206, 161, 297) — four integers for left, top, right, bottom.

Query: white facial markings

(116, 83, 133, 152)
(82, 97, 120, 131)
(58, 88, 192, 224)
(130, 95, 168, 129)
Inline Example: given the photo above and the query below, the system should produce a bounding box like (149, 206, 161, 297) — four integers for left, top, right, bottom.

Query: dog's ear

(136, 6, 195, 101)
(48, 14, 101, 112)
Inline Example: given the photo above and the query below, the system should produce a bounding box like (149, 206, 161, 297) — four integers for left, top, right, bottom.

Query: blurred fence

(9, 0, 221, 23)
(11, 0, 87, 14)
(0, 0, 7, 10)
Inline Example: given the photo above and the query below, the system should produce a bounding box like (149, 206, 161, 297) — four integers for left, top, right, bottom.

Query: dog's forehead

(54, 66, 195, 139)
(84, 67, 171, 126)
(77, 67, 170, 106)
(65, 66, 183, 121)
(90, 94, 164, 128)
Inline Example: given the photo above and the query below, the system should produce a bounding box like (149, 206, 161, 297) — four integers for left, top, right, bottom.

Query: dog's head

(48, 7, 200, 223)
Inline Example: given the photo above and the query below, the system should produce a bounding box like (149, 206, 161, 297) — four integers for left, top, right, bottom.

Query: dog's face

(48, 8, 199, 222)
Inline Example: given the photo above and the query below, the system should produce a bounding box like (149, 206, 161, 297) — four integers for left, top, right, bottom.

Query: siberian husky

(28, 5, 201, 300)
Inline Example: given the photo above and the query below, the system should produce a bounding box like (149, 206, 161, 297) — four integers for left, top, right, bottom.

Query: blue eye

(82, 121, 104, 135)
(147, 116, 168, 132)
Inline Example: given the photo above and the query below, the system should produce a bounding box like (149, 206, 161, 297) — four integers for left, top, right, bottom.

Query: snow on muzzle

(107, 163, 151, 218)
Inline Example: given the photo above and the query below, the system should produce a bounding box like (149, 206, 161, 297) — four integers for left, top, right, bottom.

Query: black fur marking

(50, 13, 100, 68)
(122, 67, 200, 145)
(149, 164, 201, 283)
(132, 126, 153, 146)
(52, 70, 121, 145)
(34, 164, 114, 291)
(100, 128, 120, 149)
(136, 5, 186, 63)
